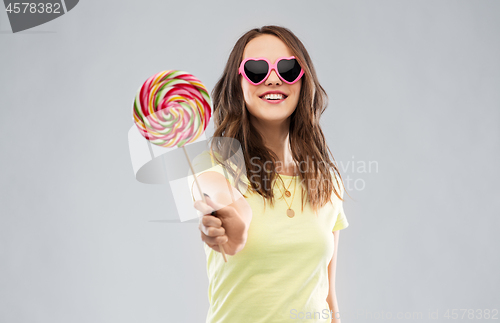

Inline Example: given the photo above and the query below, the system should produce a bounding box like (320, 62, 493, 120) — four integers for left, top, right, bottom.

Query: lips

(259, 91, 288, 104)
(259, 91, 288, 101)
(261, 97, 286, 104)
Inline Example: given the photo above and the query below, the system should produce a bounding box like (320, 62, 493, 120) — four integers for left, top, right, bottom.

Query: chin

(255, 110, 293, 124)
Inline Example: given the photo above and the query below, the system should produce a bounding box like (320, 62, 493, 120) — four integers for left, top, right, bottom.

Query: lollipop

(133, 70, 211, 148)
(133, 70, 227, 262)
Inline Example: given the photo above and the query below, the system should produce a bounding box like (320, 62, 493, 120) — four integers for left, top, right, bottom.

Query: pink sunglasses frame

(238, 56, 304, 85)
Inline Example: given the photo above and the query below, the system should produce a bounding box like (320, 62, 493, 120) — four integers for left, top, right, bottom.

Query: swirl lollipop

(133, 70, 211, 148)
(133, 70, 227, 262)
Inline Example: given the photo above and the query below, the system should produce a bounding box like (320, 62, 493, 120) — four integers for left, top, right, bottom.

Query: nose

(265, 68, 282, 85)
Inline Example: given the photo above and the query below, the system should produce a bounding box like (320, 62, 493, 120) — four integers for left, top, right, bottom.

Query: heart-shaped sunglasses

(238, 56, 304, 85)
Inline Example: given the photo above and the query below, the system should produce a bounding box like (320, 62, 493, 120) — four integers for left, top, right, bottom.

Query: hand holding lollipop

(133, 70, 228, 262)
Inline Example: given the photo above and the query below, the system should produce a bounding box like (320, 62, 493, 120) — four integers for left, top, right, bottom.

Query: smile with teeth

(261, 93, 287, 100)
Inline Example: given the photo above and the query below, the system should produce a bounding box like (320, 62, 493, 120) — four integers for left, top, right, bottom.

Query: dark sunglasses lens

(244, 60, 269, 84)
(277, 59, 302, 82)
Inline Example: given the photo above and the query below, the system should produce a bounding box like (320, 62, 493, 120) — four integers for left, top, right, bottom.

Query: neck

(249, 116, 297, 175)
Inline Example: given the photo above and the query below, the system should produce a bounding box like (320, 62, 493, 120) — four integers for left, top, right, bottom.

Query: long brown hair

(210, 25, 346, 213)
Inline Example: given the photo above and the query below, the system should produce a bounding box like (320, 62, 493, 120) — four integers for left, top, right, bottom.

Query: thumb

(203, 193, 223, 214)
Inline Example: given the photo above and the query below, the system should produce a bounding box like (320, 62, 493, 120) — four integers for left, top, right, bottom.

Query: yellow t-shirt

(190, 151, 349, 323)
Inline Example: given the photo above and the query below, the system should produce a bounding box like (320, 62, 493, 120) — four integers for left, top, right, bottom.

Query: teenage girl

(192, 25, 349, 323)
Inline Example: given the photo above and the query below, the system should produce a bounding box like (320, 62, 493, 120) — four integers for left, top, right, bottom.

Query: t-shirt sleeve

(331, 171, 349, 232)
(332, 203, 349, 232)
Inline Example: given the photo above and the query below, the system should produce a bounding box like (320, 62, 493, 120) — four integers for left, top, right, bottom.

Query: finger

(199, 221, 225, 237)
(200, 231, 228, 247)
(197, 215, 222, 234)
(201, 214, 222, 228)
(201, 230, 227, 245)
(202, 194, 224, 212)
(193, 200, 214, 215)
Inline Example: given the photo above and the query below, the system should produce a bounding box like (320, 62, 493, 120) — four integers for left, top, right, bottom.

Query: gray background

(1, 0, 499, 322)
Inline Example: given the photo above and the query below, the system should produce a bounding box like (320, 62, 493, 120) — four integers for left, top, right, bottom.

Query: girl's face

(240, 35, 302, 126)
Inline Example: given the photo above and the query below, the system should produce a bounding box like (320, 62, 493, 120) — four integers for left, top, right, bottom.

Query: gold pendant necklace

(275, 174, 297, 218)
(282, 176, 294, 197)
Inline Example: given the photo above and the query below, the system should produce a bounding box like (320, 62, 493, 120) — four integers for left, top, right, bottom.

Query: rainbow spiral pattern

(133, 70, 212, 148)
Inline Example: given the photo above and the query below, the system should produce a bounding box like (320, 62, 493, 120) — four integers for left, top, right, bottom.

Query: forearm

(326, 294, 341, 323)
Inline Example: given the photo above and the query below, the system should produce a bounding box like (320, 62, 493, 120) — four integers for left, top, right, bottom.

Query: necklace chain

(281, 176, 294, 197)
(274, 174, 297, 218)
